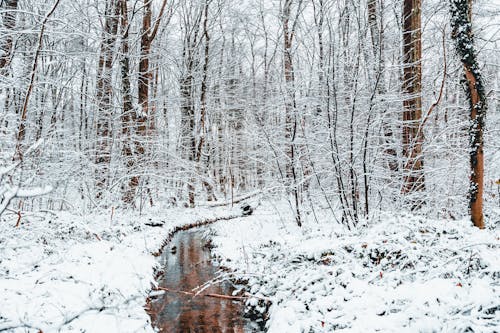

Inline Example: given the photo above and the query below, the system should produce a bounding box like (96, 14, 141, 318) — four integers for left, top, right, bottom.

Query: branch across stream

(148, 228, 264, 332)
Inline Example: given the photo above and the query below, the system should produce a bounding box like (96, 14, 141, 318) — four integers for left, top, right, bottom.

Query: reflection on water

(149, 229, 260, 333)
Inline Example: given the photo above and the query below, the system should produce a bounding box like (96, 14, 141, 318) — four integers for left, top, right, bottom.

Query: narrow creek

(148, 228, 263, 332)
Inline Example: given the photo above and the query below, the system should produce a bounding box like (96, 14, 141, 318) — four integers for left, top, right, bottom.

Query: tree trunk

(180, 47, 197, 208)
(401, 0, 425, 205)
(138, 0, 152, 128)
(95, 0, 119, 199)
(119, 0, 137, 205)
(179, 4, 203, 207)
(282, 0, 303, 227)
(196, 0, 216, 202)
(131, 0, 168, 202)
(450, 0, 486, 229)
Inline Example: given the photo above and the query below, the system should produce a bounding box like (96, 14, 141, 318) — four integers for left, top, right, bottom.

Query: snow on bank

(0, 206, 238, 332)
(210, 203, 500, 333)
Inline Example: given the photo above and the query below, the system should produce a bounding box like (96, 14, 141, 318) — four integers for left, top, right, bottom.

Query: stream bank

(148, 228, 265, 332)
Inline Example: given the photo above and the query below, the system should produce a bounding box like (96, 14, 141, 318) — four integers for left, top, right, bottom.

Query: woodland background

(0, 0, 499, 226)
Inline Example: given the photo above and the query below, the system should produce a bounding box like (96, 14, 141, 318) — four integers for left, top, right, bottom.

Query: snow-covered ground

(0, 206, 239, 332)
(1, 201, 498, 333)
(210, 202, 500, 333)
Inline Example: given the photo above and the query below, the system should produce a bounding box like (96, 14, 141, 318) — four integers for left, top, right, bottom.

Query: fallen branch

(154, 286, 271, 302)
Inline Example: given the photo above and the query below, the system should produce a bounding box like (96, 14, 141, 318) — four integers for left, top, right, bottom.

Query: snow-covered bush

(0, 139, 52, 217)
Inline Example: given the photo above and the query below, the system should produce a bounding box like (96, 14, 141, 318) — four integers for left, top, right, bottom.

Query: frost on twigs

(209, 205, 500, 332)
(0, 206, 244, 332)
(0, 139, 53, 218)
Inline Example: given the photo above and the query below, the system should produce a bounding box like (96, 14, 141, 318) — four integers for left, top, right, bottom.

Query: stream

(149, 228, 263, 332)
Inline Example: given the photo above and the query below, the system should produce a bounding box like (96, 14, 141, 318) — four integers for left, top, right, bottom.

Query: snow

(209, 202, 500, 332)
(15, 186, 54, 197)
(0, 206, 239, 332)
(1, 200, 498, 333)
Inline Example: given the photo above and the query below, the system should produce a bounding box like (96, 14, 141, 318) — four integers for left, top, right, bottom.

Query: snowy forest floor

(209, 202, 500, 333)
(0, 202, 499, 333)
(0, 206, 240, 333)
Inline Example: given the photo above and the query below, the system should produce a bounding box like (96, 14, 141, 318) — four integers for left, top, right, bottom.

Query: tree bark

(401, 0, 425, 204)
(450, 0, 486, 229)
(119, 0, 137, 205)
(129, 0, 168, 203)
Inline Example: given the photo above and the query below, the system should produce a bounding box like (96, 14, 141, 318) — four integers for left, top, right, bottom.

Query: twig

(15, 210, 21, 227)
(422, 27, 447, 127)
(15, 0, 61, 160)
(154, 286, 271, 302)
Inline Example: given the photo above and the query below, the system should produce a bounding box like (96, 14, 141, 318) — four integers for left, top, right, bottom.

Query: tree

(282, 0, 304, 227)
(195, 0, 216, 202)
(13, 0, 61, 162)
(128, 0, 170, 204)
(450, 0, 486, 229)
(179, 0, 203, 207)
(119, 0, 136, 205)
(401, 0, 425, 205)
(95, 0, 119, 199)
(0, 0, 496, 227)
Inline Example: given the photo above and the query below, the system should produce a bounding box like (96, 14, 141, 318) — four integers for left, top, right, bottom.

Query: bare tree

(0, 0, 496, 229)
(179, 0, 203, 207)
(95, 0, 119, 199)
(195, 0, 216, 201)
(129, 0, 170, 203)
(119, 0, 136, 205)
(282, 0, 304, 227)
(401, 0, 425, 206)
(14, 0, 61, 162)
(450, 0, 486, 229)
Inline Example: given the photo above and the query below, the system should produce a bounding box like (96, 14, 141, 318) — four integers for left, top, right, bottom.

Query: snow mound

(210, 205, 500, 332)
(0, 206, 238, 332)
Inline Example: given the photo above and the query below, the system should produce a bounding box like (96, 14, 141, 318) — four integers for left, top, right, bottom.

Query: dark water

(149, 229, 260, 333)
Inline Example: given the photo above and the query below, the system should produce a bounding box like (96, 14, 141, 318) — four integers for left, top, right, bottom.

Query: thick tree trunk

(401, 0, 425, 204)
(450, 0, 486, 229)
(137, 0, 168, 137)
(128, 0, 168, 204)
